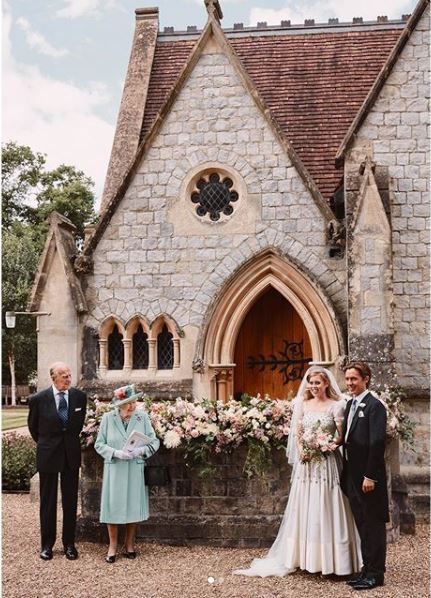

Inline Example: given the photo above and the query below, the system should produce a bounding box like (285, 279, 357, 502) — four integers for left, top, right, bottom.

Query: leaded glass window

(157, 325, 173, 370)
(133, 326, 149, 369)
(191, 172, 239, 221)
(108, 325, 124, 370)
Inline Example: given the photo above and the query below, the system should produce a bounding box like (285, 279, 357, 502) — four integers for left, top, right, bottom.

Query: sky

(2, 0, 418, 208)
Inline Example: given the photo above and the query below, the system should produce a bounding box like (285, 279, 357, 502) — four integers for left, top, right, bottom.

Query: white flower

(164, 430, 182, 449)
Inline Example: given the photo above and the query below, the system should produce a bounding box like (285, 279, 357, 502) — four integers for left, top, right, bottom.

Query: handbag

(144, 452, 170, 486)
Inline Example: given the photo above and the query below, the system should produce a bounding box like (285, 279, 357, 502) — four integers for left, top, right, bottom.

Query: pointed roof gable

(87, 10, 338, 254)
(352, 157, 391, 234)
(28, 212, 87, 313)
(140, 20, 405, 204)
(336, 0, 429, 165)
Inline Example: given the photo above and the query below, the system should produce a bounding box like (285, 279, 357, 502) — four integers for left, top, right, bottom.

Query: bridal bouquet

(297, 420, 338, 464)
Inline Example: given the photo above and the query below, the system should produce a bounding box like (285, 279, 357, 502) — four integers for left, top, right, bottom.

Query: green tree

(1, 142, 45, 228)
(2, 225, 40, 394)
(2, 141, 96, 246)
(1, 142, 97, 392)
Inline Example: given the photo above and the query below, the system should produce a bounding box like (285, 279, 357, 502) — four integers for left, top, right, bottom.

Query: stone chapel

(30, 0, 429, 512)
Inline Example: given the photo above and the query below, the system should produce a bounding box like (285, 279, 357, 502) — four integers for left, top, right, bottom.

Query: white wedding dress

(234, 403, 362, 577)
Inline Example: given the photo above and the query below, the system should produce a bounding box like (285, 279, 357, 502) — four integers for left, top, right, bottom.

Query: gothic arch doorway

(234, 287, 312, 399)
(198, 249, 344, 401)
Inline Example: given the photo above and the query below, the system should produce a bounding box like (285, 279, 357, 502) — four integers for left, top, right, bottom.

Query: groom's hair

(344, 361, 371, 387)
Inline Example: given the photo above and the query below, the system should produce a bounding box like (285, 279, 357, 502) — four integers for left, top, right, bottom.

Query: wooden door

(233, 287, 312, 399)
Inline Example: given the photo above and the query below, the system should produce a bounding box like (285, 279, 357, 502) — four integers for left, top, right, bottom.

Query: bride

(234, 366, 361, 577)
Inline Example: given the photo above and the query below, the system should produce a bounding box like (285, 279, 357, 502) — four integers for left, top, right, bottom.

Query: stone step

(410, 493, 430, 522)
(400, 466, 429, 522)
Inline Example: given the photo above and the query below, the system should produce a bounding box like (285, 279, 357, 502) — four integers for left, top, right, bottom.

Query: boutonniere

(358, 411, 365, 418)
(359, 403, 366, 408)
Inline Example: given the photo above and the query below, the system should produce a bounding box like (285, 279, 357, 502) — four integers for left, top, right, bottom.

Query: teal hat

(111, 384, 143, 407)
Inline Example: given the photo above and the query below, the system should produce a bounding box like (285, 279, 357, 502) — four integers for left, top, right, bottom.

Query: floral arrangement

(81, 397, 111, 448)
(373, 387, 416, 449)
(146, 394, 293, 478)
(80, 386, 415, 476)
(297, 420, 338, 464)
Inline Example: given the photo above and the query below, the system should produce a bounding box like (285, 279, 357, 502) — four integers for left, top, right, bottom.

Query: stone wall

(347, 5, 430, 392)
(84, 37, 347, 395)
(78, 445, 291, 547)
(77, 442, 409, 546)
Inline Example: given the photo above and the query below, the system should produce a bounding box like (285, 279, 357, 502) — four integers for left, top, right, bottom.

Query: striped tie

(346, 398, 358, 434)
(58, 392, 68, 426)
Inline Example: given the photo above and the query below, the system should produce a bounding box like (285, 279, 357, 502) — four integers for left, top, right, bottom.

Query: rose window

(191, 173, 239, 221)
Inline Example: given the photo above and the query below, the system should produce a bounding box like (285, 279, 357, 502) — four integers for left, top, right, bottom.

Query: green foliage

(1, 142, 45, 228)
(1, 141, 97, 384)
(2, 433, 37, 491)
(243, 438, 273, 479)
(2, 141, 97, 245)
(2, 226, 40, 383)
(185, 438, 216, 480)
(33, 164, 96, 245)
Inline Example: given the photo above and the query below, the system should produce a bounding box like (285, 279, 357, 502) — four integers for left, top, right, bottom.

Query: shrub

(2, 433, 36, 491)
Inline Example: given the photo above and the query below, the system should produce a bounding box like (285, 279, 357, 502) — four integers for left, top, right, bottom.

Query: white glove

(128, 446, 147, 459)
(113, 449, 133, 460)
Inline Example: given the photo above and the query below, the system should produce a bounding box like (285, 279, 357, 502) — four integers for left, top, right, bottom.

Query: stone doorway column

(209, 365, 235, 402)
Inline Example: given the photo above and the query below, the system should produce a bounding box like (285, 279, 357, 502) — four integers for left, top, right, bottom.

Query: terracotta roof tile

(140, 27, 402, 203)
(141, 40, 195, 138)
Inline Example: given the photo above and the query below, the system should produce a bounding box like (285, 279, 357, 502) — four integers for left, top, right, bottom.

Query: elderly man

(28, 362, 87, 561)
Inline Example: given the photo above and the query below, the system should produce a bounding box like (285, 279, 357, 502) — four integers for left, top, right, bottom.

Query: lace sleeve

(333, 398, 346, 424)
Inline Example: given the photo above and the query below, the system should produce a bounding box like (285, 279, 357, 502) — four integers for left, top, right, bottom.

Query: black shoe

(123, 551, 137, 559)
(64, 545, 78, 560)
(105, 554, 116, 563)
(346, 571, 367, 586)
(352, 576, 384, 590)
(40, 547, 53, 561)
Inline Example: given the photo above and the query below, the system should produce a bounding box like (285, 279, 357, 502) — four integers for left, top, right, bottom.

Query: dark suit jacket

(28, 387, 87, 473)
(341, 391, 389, 521)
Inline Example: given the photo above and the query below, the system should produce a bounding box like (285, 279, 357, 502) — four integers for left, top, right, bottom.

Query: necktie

(58, 392, 68, 426)
(347, 398, 358, 431)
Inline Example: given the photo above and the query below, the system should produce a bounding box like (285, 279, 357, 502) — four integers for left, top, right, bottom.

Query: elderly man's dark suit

(28, 386, 87, 550)
(341, 391, 388, 582)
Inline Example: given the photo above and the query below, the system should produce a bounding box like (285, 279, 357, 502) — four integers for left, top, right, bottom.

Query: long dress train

(234, 405, 361, 577)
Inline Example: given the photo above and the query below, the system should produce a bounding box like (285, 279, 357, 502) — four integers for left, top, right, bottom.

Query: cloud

(3, 5, 114, 206)
(56, 0, 101, 19)
(16, 17, 69, 58)
(249, 0, 416, 26)
(55, 0, 120, 19)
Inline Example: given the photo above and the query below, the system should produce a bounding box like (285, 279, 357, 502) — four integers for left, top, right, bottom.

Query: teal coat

(94, 409, 160, 524)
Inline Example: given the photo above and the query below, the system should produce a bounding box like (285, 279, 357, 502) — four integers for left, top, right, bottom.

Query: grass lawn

(2, 408, 29, 431)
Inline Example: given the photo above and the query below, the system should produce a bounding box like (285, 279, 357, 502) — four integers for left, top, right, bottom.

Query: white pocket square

(75, 407, 82, 411)
(358, 411, 365, 418)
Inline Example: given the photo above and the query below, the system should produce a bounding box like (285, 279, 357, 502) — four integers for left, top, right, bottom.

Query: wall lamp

(5, 311, 51, 329)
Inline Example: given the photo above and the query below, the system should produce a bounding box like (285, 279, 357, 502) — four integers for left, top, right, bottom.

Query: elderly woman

(94, 385, 160, 563)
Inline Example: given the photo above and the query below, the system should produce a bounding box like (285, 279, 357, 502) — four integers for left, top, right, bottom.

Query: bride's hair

(303, 369, 340, 401)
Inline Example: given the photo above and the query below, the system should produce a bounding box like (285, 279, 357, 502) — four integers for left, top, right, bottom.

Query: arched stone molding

(124, 314, 151, 339)
(166, 147, 261, 194)
(189, 229, 346, 330)
(150, 313, 181, 338)
(124, 314, 151, 373)
(167, 149, 261, 235)
(150, 314, 182, 369)
(98, 315, 126, 375)
(198, 249, 344, 399)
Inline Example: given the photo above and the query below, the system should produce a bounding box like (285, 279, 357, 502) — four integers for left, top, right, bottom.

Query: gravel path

(2, 494, 429, 598)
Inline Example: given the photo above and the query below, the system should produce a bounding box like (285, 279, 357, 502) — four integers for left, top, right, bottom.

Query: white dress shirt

(52, 385, 69, 411)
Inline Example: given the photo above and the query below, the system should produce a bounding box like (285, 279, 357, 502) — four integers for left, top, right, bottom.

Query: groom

(341, 361, 388, 590)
